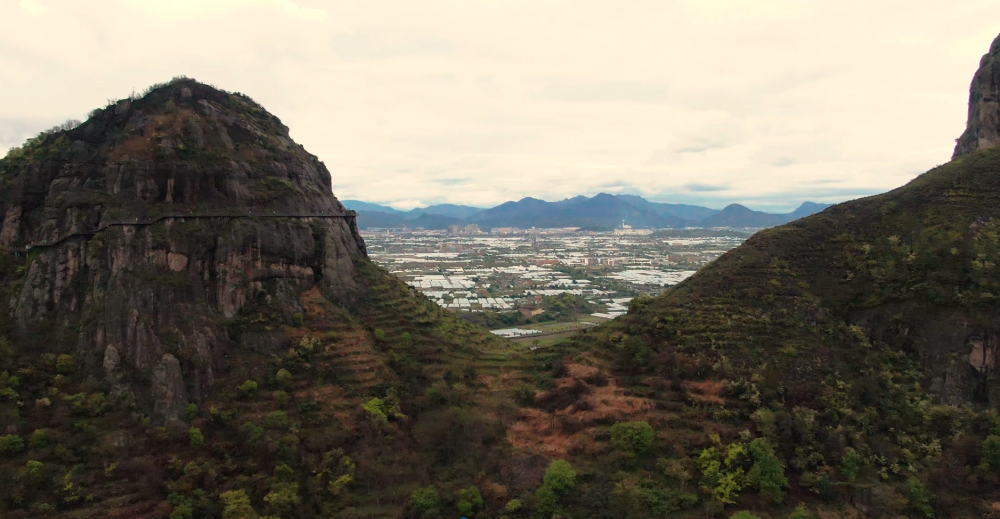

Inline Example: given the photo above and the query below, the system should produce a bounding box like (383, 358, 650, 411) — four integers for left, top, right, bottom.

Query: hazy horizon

(341, 194, 833, 214)
(4, 1, 999, 212)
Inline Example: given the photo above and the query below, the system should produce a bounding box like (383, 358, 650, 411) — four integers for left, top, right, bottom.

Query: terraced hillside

(499, 96, 1000, 519)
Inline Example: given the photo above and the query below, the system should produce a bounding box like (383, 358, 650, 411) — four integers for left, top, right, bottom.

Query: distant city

(362, 225, 750, 343)
(350, 193, 829, 341)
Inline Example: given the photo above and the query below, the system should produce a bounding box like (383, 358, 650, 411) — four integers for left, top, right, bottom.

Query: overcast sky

(2, 1, 998, 211)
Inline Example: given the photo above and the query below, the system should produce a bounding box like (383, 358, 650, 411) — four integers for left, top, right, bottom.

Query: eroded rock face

(954, 33, 1000, 158)
(0, 80, 368, 422)
(152, 354, 188, 421)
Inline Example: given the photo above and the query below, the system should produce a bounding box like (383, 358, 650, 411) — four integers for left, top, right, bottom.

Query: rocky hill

(7, 30, 1000, 519)
(509, 35, 1000, 519)
(0, 79, 519, 518)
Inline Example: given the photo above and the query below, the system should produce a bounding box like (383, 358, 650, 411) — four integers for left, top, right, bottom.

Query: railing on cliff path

(4, 211, 358, 254)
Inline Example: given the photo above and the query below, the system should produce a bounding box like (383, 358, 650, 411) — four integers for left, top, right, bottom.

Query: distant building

(536, 259, 560, 266)
(465, 224, 481, 235)
(492, 227, 515, 235)
(490, 328, 542, 338)
(449, 224, 462, 234)
(614, 221, 652, 236)
(666, 253, 700, 263)
(519, 304, 545, 318)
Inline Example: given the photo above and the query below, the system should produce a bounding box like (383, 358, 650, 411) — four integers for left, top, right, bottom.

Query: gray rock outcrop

(0, 79, 369, 422)
(954, 33, 1000, 157)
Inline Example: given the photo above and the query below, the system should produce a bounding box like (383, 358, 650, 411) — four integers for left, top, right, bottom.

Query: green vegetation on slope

(513, 148, 1000, 518)
(0, 252, 532, 518)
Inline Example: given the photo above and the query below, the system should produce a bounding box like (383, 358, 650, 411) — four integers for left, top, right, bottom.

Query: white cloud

(1, 0, 998, 212)
(19, 0, 49, 16)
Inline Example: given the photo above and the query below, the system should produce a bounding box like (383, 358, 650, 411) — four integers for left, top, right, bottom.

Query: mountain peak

(954, 33, 1000, 158)
(0, 79, 367, 424)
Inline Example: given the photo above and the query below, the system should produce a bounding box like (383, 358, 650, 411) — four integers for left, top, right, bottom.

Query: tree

(275, 369, 292, 386)
(610, 421, 655, 455)
(748, 438, 787, 504)
(29, 429, 48, 449)
(534, 484, 559, 519)
(185, 403, 199, 421)
(543, 459, 577, 493)
(905, 477, 934, 518)
(534, 460, 577, 518)
(409, 486, 441, 515)
(56, 354, 76, 374)
(263, 411, 290, 429)
(0, 434, 25, 455)
(730, 512, 762, 519)
(697, 444, 747, 504)
(220, 489, 259, 519)
(840, 447, 861, 481)
(457, 486, 483, 517)
(374, 328, 386, 341)
(189, 427, 205, 447)
(25, 460, 44, 483)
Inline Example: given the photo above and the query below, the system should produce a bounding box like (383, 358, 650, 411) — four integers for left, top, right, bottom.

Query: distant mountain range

(342, 194, 831, 230)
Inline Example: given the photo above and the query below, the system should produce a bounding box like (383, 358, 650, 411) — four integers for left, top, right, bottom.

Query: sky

(2, 1, 999, 212)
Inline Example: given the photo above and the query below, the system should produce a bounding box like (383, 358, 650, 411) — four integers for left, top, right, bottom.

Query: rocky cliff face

(954, 33, 1000, 157)
(0, 79, 368, 421)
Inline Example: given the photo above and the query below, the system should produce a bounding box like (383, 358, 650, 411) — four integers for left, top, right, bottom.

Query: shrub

(275, 369, 292, 386)
(374, 328, 386, 341)
(263, 410, 290, 429)
(237, 380, 258, 397)
(29, 429, 49, 449)
(543, 459, 577, 493)
(329, 473, 353, 496)
(189, 427, 205, 447)
(169, 503, 194, 519)
(292, 312, 304, 327)
(25, 460, 44, 483)
(0, 434, 25, 455)
(730, 512, 762, 519)
(982, 435, 1000, 471)
(272, 390, 289, 405)
(610, 420, 655, 455)
(788, 504, 812, 519)
(511, 384, 536, 405)
(363, 396, 402, 422)
(184, 403, 199, 421)
(504, 498, 523, 513)
(56, 354, 76, 374)
(409, 486, 441, 514)
(243, 422, 265, 443)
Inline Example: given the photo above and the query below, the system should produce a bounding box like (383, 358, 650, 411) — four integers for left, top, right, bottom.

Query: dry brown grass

(110, 136, 154, 161)
(509, 362, 656, 456)
(684, 379, 726, 405)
